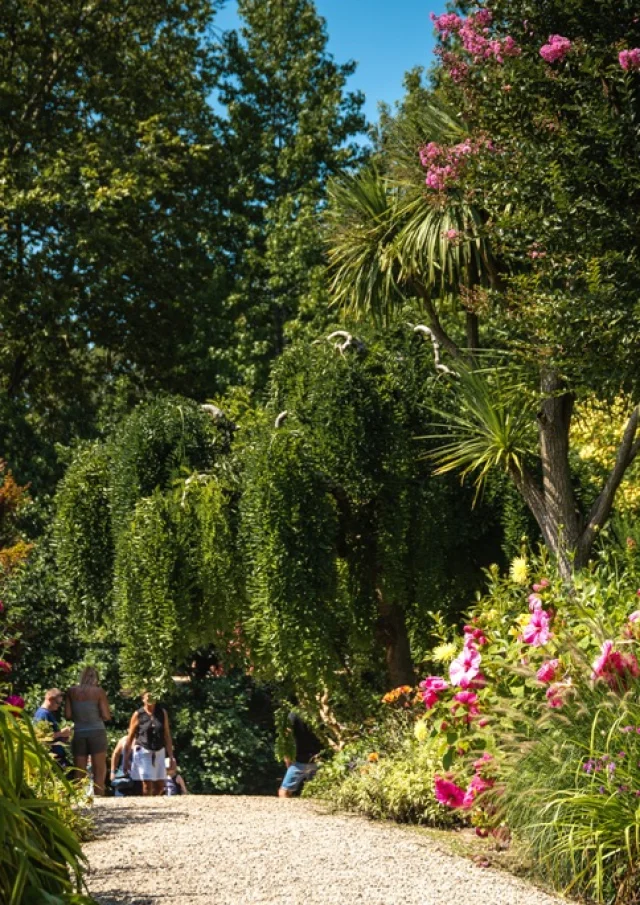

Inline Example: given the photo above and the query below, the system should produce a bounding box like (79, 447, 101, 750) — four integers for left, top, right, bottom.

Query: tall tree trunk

(375, 590, 415, 688)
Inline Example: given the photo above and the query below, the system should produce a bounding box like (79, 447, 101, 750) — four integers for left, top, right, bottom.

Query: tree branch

(578, 404, 640, 557)
(411, 282, 462, 360)
(412, 325, 456, 375)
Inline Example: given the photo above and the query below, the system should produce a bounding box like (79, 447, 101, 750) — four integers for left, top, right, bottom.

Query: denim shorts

(281, 761, 318, 792)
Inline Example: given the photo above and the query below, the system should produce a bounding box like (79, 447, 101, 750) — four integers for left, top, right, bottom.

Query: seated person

(110, 734, 141, 796)
(278, 710, 322, 798)
(33, 688, 70, 768)
(165, 758, 188, 796)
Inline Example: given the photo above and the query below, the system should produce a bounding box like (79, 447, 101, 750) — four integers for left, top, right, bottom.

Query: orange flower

(368, 752, 379, 763)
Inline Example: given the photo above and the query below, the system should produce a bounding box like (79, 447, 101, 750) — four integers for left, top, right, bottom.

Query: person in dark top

(278, 711, 323, 798)
(33, 688, 70, 767)
(125, 690, 175, 796)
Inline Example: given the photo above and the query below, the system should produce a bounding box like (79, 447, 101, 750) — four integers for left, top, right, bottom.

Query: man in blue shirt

(33, 688, 70, 767)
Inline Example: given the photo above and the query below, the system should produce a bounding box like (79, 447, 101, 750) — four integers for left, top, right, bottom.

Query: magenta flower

(619, 49, 640, 71)
(462, 773, 493, 808)
(4, 694, 24, 710)
(591, 641, 639, 689)
(445, 229, 459, 240)
(629, 611, 640, 623)
(521, 608, 552, 646)
(540, 35, 572, 63)
(450, 645, 481, 688)
(419, 675, 449, 709)
(591, 640, 614, 680)
(434, 776, 466, 808)
(0, 660, 11, 673)
(532, 579, 550, 592)
(528, 593, 543, 612)
(537, 659, 559, 683)
(546, 683, 565, 708)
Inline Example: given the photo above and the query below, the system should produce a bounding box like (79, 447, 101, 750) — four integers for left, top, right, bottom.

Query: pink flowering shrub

(619, 48, 640, 71)
(539, 35, 572, 64)
(419, 136, 495, 192)
(431, 8, 521, 67)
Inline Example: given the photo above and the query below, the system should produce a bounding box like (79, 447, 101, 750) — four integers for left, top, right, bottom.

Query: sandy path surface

(84, 796, 565, 905)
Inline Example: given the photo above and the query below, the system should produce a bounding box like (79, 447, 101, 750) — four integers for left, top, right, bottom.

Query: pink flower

(521, 608, 552, 646)
(629, 611, 640, 623)
(445, 229, 459, 240)
(528, 594, 542, 612)
(473, 752, 493, 771)
(452, 691, 480, 718)
(540, 35, 572, 63)
(537, 659, 559, 683)
(431, 11, 463, 40)
(619, 49, 640, 72)
(4, 694, 24, 710)
(419, 676, 449, 709)
(546, 683, 565, 708)
(0, 601, 4, 613)
(0, 660, 11, 673)
(434, 776, 466, 808)
(532, 579, 549, 592)
(462, 772, 494, 808)
(591, 641, 640, 689)
(450, 645, 481, 688)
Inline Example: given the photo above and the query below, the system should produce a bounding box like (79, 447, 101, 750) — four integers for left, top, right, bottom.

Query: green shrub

(305, 714, 459, 827)
(171, 674, 280, 794)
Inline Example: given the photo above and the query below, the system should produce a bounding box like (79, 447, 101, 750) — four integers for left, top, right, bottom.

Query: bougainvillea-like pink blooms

(521, 608, 552, 646)
(532, 579, 550, 592)
(434, 776, 466, 808)
(450, 644, 482, 688)
(0, 660, 11, 673)
(537, 659, 559, 683)
(419, 676, 449, 709)
(629, 611, 640, 623)
(539, 35, 572, 63)
(619, 49, 640, 71)
(4, 694, 25, 709)
(430, 11, 463, 40)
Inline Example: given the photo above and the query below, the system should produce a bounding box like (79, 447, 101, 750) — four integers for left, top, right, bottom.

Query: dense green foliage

(171, 675, 280, 794)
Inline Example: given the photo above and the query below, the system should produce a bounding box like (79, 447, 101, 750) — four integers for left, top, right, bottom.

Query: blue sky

(213, 0, 449, 124)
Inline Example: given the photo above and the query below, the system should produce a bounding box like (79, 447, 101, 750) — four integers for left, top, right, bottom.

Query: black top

(136, 704, 166, 751)
(289, 712, 322, 764)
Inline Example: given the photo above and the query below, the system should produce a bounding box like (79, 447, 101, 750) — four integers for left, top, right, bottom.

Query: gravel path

(85, 796, 565, 905)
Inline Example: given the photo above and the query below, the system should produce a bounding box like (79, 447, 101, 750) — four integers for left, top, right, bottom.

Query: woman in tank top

(65, 665, 112, 795)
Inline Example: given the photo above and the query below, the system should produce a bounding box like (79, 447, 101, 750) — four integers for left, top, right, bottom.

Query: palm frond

(422, 360, 538, 499)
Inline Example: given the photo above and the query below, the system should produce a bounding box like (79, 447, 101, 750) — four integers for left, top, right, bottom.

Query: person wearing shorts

(278, 711, 322, 798)
(65, 665, 112, 795)
(125, 691, 175, 796)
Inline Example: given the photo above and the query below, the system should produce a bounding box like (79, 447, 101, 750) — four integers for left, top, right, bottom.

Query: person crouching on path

(278, 710, 322, 798)
(125, 691, 175, 796)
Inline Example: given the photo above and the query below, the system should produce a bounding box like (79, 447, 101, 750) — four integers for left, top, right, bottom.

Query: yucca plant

(0, 704, 94, 905)
(424, 359, 538, 500)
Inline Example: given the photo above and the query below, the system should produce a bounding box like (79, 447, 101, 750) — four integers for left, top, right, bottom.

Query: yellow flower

(431, 642, 458, 664)
(414, 720, 429, 743)
(368, 752, 379, 762)
(510, 556, 529, 585)
(515, 613, 531, 629)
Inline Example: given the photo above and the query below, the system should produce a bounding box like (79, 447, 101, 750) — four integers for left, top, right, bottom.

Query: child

(165, 757, 188, 796)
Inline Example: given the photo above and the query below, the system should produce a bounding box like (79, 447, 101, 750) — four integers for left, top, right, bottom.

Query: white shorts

(130, 746, 166, 782)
